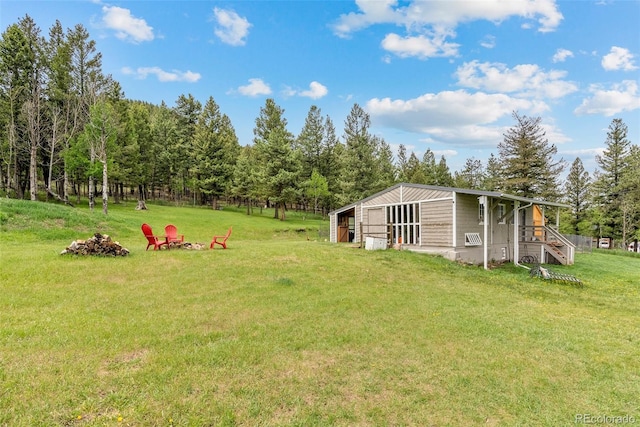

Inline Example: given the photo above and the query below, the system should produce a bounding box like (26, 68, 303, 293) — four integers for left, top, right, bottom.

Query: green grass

(1, 198, 639, 426)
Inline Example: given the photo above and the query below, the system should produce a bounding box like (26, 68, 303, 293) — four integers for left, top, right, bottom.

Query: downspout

(513, 201, 533, 269)
(482, 195, 489, 270)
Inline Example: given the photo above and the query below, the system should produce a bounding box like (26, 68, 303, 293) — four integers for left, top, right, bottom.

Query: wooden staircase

(521, 225, 575, 265)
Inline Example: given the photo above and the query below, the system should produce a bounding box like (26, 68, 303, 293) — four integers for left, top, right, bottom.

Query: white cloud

(552, 48, 573, 63)
(121, 66, 200, 82)
(213, 8, 251, 46)
(574, 80, 640, 116)
(299, 81, 329, 99)
(102, 6, 154, 43)
(366, 89, 573, 148)
(282, 81, 328, 99)
(381, 31, 460, 59)
(237, 78, 272, 97)
(455, 60, 578, 99)
(479, 35, 496, 49)
(367, 90, 534, 127)
(601, 46, 638, 71)
(432, 149, 459, 158)
(332, 0, 563, 38)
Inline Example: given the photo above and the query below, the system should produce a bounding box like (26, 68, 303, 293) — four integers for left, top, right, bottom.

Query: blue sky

(2, 0, 639, 175)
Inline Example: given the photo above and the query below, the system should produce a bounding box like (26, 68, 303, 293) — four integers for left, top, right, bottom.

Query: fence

(563, 234, 593, 253)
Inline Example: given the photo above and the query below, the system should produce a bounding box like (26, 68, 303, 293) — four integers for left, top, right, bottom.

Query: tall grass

(1, 199, 638, 426)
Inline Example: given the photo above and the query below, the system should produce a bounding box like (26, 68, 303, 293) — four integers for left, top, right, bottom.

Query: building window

(465, 233, 482, 246)
(386, 203, 420, 245)
(478, 200, 485, 225)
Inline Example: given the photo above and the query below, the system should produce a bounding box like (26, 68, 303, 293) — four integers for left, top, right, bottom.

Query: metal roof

(329, 183, 570, 215)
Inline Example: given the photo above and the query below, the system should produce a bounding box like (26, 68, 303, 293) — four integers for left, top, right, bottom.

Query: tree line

(1, 15, 638, 244)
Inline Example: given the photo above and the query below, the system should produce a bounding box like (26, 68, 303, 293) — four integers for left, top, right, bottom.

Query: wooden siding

(455, 194, 483, 247)
(362, 187, 402, 207)
(362, 185, 452, 207)
(421, 199, 453, 246)
(362, 207, 387, 239)
(330, 212, 336, 242)
(402, 186, 450, 203)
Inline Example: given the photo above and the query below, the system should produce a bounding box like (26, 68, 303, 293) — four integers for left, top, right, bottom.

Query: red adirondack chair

(142, 223, 169, 251)
(164, 224, 184, 245)
(210, 227, 232, 249)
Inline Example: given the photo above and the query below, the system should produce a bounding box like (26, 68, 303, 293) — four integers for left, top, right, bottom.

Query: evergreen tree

(44, 20, 76, 203)
(374, 136, 397, 190)
(296, 105, 324, 181)
(191, 96, 239, 208)
(454, 157, 484, 189)
(396, 144, 409, 182)
(498, 111, 564, 199)
(253, 98, 298, 219)
(338, 103, 378, 204)
(593, 118, 634, 242)
(0, 21, 35, 198)
(563, 157, 591, 235)
(172, 94, 201, 200)
(482, 153, 502, 191)
(232, 145, 260, 215)
(150, 101, 180, 200)
(434, 155, 454, 187)
(406, 152, 426, 184)
(421, 149, 438, 183)
(319, 115, 341, 211)
(620, 145, 640, 243)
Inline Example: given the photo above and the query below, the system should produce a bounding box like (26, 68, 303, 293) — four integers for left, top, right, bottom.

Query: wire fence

(563, 234, 594, 253)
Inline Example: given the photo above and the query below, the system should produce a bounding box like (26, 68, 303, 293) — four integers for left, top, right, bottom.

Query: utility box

(365, 236, 387, 251)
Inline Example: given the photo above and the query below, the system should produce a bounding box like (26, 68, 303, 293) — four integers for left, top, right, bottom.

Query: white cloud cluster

(298, 81, 329, 99)
(455, 60, 578, 99)
(122, 66, 201, 83)
(333, 0, 563, 59)
(601, 46, 638, 71)
(213, 8, 251, 46)
(101, 6, 154, 43)
(237, 78, 272, 97)
(574, 80, 640, 116)
(552, 48, 573, 63)
(366, 90, 535, 144)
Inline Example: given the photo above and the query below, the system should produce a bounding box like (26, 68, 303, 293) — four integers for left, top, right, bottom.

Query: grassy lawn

(1, 199, 639, 426)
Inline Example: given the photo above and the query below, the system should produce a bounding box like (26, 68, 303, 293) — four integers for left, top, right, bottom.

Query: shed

(329, 183, 574, 269)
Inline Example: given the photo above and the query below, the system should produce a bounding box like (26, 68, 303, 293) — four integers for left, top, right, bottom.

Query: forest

(1, 15, 639, 245)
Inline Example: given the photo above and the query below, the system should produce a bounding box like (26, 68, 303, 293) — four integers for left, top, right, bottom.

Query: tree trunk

(102, 160, 108, 215)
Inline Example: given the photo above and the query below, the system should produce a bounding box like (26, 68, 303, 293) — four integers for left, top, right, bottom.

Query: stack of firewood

(61, 233, 129, 257)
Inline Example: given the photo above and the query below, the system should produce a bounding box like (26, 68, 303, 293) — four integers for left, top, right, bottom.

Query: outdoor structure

(329, 183, 575, 270)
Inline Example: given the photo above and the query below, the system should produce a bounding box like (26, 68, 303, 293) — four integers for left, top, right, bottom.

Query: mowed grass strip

(0, 199, 639, 426)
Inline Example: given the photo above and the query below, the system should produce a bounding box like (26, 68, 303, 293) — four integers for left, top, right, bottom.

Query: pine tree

(434, 155, 454, 187)
(396, 144, 409, 182)
(253, 98, 299, 219)
(421, 149, 437, 184)
(338, 103, 378, 204)
(172, 94, 201, 200)
(191, 96, 239, 208)
(620, 145, 640, 243)
(454, 157, 484, 189)
(498, 111, 564, 199)
(232, 145, 260, 215)
(406, 152, 426, 184)
(296, 105, 324, 181)
(563, 157, 591, 235)
(482, 153, 502, 191)
(593, 118, 633, 241)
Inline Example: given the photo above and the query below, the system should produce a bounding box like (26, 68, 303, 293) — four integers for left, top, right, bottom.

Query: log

(61, 233, 129, 256)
